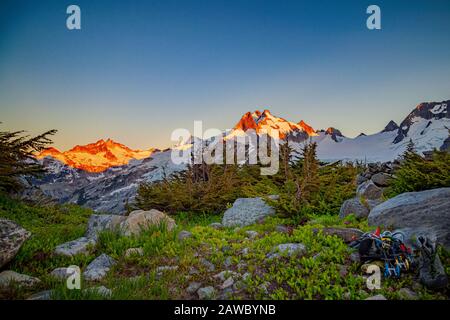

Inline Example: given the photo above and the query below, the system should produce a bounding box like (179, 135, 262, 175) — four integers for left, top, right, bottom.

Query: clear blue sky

(1, 0, 449, 150)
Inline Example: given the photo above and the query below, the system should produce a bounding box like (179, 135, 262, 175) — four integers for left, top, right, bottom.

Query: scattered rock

(120, 209, 176, 236)
(275, 225, 289, 234)
(209, 222, 223, 229)
(339, 197, 369, 219)
(356, 180, 383, 200)
(85, 214, 125, 239)
(83, 254, 116, 281)
(218, 287, 234, 299)
(365, 294, 387, 300)
(178, 230, 192, 241)
(50, 267, 79, 280)
(267, 243, 306, 259)
(0, 218, 31, 268)
(27, 290, 53, 300)
(0, 270, 40, 288)
(200, 258, 215, 272)
(213, 270, 239, 282)
(197, 286, 215, 300)
(186, 282, 202, 294)
(368, 188, 450, 249)
(245, 230, 259, 239)
(242, 272, 251, 281)
(371, 172, 391, 187)
(124, 247, 144, 257)
(367, 199, 383, 211)
(356, 174, 368, 185)
(222, 198, 275, 227)
(220, 277, 234, 290)
(241, 247, 250, 256)
(221, 245, 232, 253)
(85, 285, 112, 297)
(224, 256, 233, 268)
(54, 237, 96, 257)
(398, 288, 418, 300)
(315, 227, 363, 243)
(259, 282, 270, 295)
(189, 267, 200, 275)
(156, 266, 179, 273)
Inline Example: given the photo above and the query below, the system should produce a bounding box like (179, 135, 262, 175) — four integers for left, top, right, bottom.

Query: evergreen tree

(0, 125, 56, 192)
(300, 141, 320, 203)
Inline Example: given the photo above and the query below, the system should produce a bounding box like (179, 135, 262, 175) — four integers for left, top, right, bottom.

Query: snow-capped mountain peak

(37, 138, 155, 173)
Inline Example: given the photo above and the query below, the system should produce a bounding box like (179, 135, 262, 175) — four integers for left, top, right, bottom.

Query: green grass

(0, 194, 448, 300)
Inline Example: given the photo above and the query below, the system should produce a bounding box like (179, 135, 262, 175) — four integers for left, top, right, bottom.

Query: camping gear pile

(350, 228, 413, 278)
(350, 228, 448, 290)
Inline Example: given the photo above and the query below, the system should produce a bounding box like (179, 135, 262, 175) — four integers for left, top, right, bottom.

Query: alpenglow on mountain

(36, 138, 155, 172)
(31, 100, 449, 214)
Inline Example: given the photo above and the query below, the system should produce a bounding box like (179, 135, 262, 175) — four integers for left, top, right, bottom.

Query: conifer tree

(0, 125, 56, 192)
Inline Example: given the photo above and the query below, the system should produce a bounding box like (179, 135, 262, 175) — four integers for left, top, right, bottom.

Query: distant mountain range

(36, 138, 155, 172)
(31, 100, 449, 214)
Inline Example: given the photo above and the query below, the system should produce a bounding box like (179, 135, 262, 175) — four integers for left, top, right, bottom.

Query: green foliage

(136, 165, 243, 215)
(0, 125, 56, 192)
(386, 149, 450, 197)
(0, 194, 93, 276)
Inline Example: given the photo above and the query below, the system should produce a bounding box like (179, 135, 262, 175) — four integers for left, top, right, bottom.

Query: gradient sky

(1, 0, 450, 150)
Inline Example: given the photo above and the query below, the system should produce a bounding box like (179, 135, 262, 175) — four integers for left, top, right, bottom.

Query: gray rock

(224, 256, 233, 268)
(0, 270, 40, 288)
(275, 225, 289, 234)
(339, 197, 369, 219)
(200, 258, 215, 272)
(124, 247, 144, 257)
(241, 247, 250, 256)
(189, 267, 200, 275)
(267, 243, 306, 259)
(371, 172, 391, 187)
(356, 180, 383, 200)
(0, 218, 31, 268)
(221, 245, 231, 253)
(197, 286, 215, 299)
(27, 290, 53, 300)
(83, 254, 116, 281)
(54, 237, 96, 257)
(50, 267, 79, 280)
(218, 287, 234, 299)
(314, 227, 364, 243)
(222, 198, 275, 227)
(213, 270, 239, 282)
(156, 265, 179, 273)
(120, 209, 176, 236)
(245, 230, 259, 239)
(178, 230, 192, 241)
(368, 188, 450, 249)
(398, 288, 418, 300)
(367, 199, 383, 211)
(365, 294, 387, 300)
(85, 285, 112, 297)
(356, 174, 368, 185)
(186, 282, 202, 294)
(85, 214, 126, 239)
(209, 222, 223, 229)
(220, 277, 234, 290)
(242, 272, 251, 281)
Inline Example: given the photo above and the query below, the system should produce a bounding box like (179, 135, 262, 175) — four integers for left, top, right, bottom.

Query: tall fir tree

(0, 125, 56, 192)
